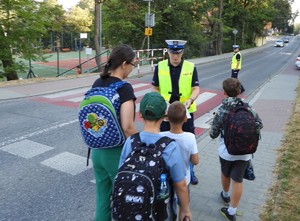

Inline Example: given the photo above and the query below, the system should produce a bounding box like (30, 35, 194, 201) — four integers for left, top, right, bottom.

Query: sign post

(79, 33, 88, 72)
(232, 29, 238, 45)
(143, 0, 154, 50)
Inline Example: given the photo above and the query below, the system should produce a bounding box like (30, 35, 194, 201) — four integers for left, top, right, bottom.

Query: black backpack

(112, 133, 175, 221)
(223, 101, 259, 155)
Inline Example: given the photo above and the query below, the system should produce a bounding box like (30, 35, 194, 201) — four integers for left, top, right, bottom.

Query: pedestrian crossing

(31, 82, 223, 133)
(0, 81, 223, 179)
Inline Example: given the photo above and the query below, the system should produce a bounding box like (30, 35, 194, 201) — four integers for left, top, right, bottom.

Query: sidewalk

(0, 43, 299, 221)
(190, 56, 299, 220)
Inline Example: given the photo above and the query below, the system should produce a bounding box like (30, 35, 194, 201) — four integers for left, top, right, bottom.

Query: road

(0, 36, 299, 221)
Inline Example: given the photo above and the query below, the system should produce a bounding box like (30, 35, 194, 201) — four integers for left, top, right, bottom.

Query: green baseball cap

(140, 92, 167, 120)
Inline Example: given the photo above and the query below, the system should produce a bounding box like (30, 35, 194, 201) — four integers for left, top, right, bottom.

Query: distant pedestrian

(231, 45, 245, 93)
(91, 44, 137, 221)
(160, 101, 199, 219)
(209, 78, 263, 221)
(151, 39, 200, 185)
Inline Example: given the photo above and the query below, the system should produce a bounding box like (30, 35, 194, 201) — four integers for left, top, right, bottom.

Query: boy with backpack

(114, 92, 191, 221)
(209, 78, 263, 221)
(160, 101, 199, 218)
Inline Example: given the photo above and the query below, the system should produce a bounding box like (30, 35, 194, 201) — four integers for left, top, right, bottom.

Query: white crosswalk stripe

(1, 139, 54, 159)
(195, 92, 217, 105)
(41, 152, 92, 176)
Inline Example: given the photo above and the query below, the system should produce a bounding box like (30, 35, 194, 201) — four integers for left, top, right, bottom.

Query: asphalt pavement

(0, 43, 299, 221)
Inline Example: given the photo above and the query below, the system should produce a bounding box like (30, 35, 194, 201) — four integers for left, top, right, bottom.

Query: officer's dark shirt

(235, 53, 241, 61)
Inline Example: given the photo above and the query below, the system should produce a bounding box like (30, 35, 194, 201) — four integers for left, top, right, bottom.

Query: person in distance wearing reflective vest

(231, 45, 245, 94)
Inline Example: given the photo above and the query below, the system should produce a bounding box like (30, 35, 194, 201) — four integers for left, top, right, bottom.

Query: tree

(0, 0, 65, 80)
(66, 6, 93, 32)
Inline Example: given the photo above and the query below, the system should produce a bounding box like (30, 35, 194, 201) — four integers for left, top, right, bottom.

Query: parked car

(274, 39, 284, 47)
(296, 55, 300, 69)
(282, 37, 289, 43)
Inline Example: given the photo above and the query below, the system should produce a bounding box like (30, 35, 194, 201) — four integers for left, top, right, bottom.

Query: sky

(292, 0, 300, 23)
(58, 0, 80, 10)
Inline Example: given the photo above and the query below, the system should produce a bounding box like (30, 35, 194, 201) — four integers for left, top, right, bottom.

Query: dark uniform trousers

(160, 113, 195, 134)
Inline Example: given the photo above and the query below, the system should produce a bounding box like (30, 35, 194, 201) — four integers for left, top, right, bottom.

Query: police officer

(151, 40, 200, 185)
(231, 45, 245, 93)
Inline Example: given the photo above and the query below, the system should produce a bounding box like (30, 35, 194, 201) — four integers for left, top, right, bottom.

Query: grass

(260, 80, 300, 221)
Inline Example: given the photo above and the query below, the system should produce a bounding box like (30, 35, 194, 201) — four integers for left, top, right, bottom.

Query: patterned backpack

(78, 81, 127, 164)
(112, 133, 175, 221)
(223, 101, 259, 155)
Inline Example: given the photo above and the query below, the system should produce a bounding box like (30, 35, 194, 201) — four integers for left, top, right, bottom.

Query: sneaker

(190, 174, 198, 185)
(220, 191, 230, 204)
(220, 207, 236, 221)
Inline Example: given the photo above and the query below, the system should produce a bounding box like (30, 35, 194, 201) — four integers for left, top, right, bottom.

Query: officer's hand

(184, 99, 192, 109)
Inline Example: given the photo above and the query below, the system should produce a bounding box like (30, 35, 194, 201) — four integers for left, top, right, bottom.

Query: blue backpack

(79, 81, 127, 163)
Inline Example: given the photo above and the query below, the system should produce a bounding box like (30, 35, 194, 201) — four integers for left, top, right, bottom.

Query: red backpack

(223, 101, 259, 155)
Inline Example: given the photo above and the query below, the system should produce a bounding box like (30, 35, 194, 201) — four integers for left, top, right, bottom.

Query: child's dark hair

(167, 101, 186, 124)
(222, 78, 241, 97)
(101, 44, 135, 78)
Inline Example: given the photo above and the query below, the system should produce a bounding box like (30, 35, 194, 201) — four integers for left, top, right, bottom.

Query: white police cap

(165, 40, 187, 52)
(232, 44, 240, 49)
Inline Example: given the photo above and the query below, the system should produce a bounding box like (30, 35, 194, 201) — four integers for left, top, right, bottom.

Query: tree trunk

(215, 0, 223, 55)
(94, 1, 101, 66)
(2, 58, 19, 81)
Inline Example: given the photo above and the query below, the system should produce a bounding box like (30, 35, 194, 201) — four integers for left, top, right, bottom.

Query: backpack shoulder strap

(130, 132, 142, 150)
(109, 81, 128, 90)
(154, 136, 175, 152)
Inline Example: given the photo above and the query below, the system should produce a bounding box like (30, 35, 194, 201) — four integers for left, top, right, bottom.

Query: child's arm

(174, 179, 192, 221)
(209, 112, 222, 138)
(189, 135, 199, 165)
(190, 153, 199, 165)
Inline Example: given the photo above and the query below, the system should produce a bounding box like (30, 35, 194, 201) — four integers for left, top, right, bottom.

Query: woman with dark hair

(91, 44, 137, 221)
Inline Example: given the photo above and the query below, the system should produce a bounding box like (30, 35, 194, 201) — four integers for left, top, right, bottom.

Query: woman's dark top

(92, 76, 136, 115)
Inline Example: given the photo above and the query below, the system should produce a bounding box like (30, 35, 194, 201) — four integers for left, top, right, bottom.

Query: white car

(296, 55, 300, 69)
(274, 40, 284, 47)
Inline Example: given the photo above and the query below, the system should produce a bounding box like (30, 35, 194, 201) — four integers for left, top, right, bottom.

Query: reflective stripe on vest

(158, 60, 196, 113)
(231, 52, 242, 69)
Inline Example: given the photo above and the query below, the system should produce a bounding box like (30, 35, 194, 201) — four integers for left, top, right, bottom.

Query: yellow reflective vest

(158, 60, 196, 113)
(231, 52, 242, 70)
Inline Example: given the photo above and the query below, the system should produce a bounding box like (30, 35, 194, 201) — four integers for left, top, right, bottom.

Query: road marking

(0, 119, 78, 147)
(1, 139, 54, 159)
(134, 88, 151, 97)
(195, 92, 217, 105)
(41, 152, 92, 175)
(64, 83, 151, 103)
(132, 83, 149, 89)
(66, 96, 84, 102)
(194, 113, 214, 129)
(42, 88, 88, 99)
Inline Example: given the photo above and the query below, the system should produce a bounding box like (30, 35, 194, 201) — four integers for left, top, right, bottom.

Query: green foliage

(0, 0, 65, 80)
(0, 0, 294, 80)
